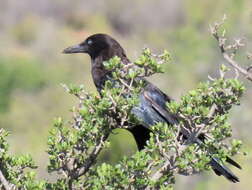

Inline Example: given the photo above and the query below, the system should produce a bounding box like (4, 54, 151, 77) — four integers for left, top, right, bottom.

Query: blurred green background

(0, 0, 251, 189)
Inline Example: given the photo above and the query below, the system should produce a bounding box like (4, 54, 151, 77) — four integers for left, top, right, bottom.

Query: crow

(63, 33, 241, 182)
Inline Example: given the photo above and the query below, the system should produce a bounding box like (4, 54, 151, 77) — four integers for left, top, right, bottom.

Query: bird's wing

(142, 82, 179, 125)
(141, 82, 241, 182)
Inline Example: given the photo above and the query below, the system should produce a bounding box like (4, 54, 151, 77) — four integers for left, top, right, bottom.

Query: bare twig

(0, 170, 11, 190)
(222, 53, 252, 81)
(76, 134, 109, 178)
(247, 52, 252, 60)
(194, 104, 217, 137)
(210, 16, 252, 81)
(150, 159, 172, 182)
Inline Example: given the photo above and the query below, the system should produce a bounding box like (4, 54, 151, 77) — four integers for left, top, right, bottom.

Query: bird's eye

(87, 39, 93, 45)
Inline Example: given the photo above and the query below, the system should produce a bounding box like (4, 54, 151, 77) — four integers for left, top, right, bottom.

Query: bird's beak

(62, 43, 88, 54)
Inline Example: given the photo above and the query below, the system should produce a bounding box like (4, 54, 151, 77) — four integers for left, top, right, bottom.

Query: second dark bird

(63, 33, 241, 182)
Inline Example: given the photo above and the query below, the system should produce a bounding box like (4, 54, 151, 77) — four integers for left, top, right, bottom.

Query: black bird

(63, 33, 241, 182)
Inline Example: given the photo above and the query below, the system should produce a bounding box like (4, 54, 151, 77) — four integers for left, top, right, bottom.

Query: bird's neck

(91, 60, 110, 91)
(91, 48, 129, 91)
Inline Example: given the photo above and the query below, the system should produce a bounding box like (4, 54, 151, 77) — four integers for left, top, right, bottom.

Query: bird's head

(63, 33, 126, 60)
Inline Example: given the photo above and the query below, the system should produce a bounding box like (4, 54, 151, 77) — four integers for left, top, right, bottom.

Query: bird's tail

(210, 157, 241, 183)
(196, 134, 241, 182)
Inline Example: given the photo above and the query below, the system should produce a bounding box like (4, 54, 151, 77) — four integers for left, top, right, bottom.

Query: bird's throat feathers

(91, 47, 129, 91)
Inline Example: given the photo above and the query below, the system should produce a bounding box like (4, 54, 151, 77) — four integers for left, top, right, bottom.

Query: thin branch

(210, 16, 252, 82)
(0, 170, 11, 190)
(76, 134, 109, 178)
(150, 159, 171, 182)
(222, 52, 252, 81)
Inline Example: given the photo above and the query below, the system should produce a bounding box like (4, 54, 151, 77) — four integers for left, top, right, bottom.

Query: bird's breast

(91, 64, 111, 92)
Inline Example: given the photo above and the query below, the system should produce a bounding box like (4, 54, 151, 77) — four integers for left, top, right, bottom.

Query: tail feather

(210, 157, 239, 183)
(198, 134, 241, 181)
(226, 156, 242, 169)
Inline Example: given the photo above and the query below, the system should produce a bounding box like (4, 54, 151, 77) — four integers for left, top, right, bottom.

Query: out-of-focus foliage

(0, 56, 45, 112)
(0, 0, 251, 189)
